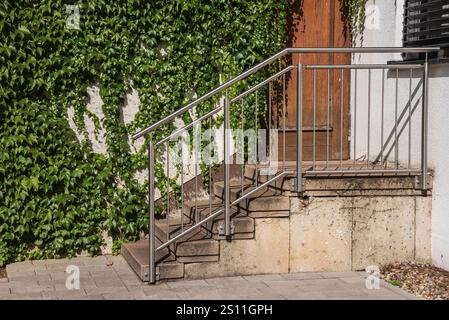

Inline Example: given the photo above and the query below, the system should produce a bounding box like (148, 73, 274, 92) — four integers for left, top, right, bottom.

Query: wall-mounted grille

(403, 0, 449, 48)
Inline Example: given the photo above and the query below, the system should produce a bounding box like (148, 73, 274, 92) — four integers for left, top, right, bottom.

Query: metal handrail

(155, 106, 223, 146)
(155, 171, 290, 252)
(144, 46, 439, 283)
(132, 47, 440, 140)
(230, 65, 295, 103)
(305, 64, 425, 69)
(155, 65, 295, 146)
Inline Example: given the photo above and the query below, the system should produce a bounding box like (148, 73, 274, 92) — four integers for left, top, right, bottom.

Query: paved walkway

(0, 255, 417, 300)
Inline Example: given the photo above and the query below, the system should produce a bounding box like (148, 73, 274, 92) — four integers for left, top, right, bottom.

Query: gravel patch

(381, 262, 449, 300)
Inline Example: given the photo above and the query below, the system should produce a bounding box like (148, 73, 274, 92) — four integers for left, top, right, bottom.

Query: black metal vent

(403, 0, 449, 60)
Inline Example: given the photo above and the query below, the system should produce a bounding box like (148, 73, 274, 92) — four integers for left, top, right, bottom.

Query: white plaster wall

(68, 83, 229, 202)
(67, 85, 108, 155)
(351, 0, 423, 167)
(353, 0, 449, 270)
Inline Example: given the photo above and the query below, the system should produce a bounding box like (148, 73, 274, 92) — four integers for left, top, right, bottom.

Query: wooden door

(276, 0, 351, 161)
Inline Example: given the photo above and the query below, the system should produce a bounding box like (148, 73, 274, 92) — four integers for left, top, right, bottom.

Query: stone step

(244, 165, 292, 191)
(184, 197, 245, 221)
(175, 239, 219, 263)
(154, 207, 211, 240)
(121, 239, 182, 282)
(213, 178, 266, 201)
(214, 179, 282, 202)
(183, 198, 225, 220)
(213, 178, 253, 201)
(212, 216, 255, 240)
(214, 180, 289, 218)
(155, 219, 211, 247)
(246, 194, 290, 218)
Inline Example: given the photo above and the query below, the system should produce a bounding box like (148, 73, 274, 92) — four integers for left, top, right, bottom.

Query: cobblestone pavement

(0, 255, 418, 300)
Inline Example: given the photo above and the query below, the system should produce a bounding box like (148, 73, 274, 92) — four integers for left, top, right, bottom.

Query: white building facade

(354, 0, 449, 270)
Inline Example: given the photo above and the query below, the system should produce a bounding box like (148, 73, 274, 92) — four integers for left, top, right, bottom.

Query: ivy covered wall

(0, 0, 292, 266)
(0, 0, 367, 267)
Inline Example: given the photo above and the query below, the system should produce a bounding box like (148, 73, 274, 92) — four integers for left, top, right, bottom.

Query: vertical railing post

(224, 96, 231, 237)
(148, 139, 156, 284)
(421, 58, 429, 191)
(296, 64, 303, 192)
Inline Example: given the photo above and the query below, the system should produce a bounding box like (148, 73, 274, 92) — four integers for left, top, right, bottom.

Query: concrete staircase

(121, 165, 291, 282)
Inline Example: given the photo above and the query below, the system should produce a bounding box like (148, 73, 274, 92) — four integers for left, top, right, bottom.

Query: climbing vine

(0, 0, 367, 267)
(341, 0, 369, 39)
(0, 0, 291, 266)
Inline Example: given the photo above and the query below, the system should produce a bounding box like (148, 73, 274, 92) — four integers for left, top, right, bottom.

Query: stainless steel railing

(297, 62, 429, 184)
(133, 47, 439, 283)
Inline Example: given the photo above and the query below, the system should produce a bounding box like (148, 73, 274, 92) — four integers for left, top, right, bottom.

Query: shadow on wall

(378, 64, 449, 163)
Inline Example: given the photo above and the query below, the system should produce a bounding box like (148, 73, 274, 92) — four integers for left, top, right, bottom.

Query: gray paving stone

(41, 289, 87, 299)
(318, 271, 365, 279)
(35, 269, 51, 276)
(239, 293, 286, 300)
(139, 293, 180, 300)
(3, 257, 419, 300)
(103, 290, 146, 300)
(0, 287, 11, 295)
(84, 286, 129, 296)
(10, 284, 54, 294)
(120, 277, 142, 287)
(140, 282, 170, 291)
(111, 264, 133, 272)
(51, 279, 97, 291)
(143, 287, 186, 297)
(206, 277, 269, 290)
(105, 255, 127, 264)
(176, 290, 221, 300)
(9, 274, 51, 283)
(339, 276, 368, 285)
(13, 260, 34, 266)
(0, 292, 43, 300)
(62, 294, 105, 300)
(89, 269, 117, 279)
(255, 285, 313, 300)
(32, 258, 71, 266)
(5, 269, 36, 277)
(118, 273, 141, 281)
(332, 295, 408, 300)
(6, 261, 33, 270)
(124, 284, 147, 292)
(45, 264, 72, 271)
(281, 273, 324, 280)
(244, 274, 285, 281)
(183, 287, 267, 300)
(7, 264, 46, 274)
(166, 279, 210, 289)
(263, 279, 305, 287)
(80, 256, 108, 266)
(274, 288, 328, 300)
(49, 272, 71, 281)
(78, 265, 111, 272)
(94, 278, 125, 288)
(297, 278, 352, 290)
(7, 279, 39, 287)
(323, 288, 396, 299)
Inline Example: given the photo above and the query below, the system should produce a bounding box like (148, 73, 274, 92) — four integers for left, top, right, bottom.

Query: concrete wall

(290, 195, 431, 272)
(183, 187, 431, 279)
(353, 0, 449, 270)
